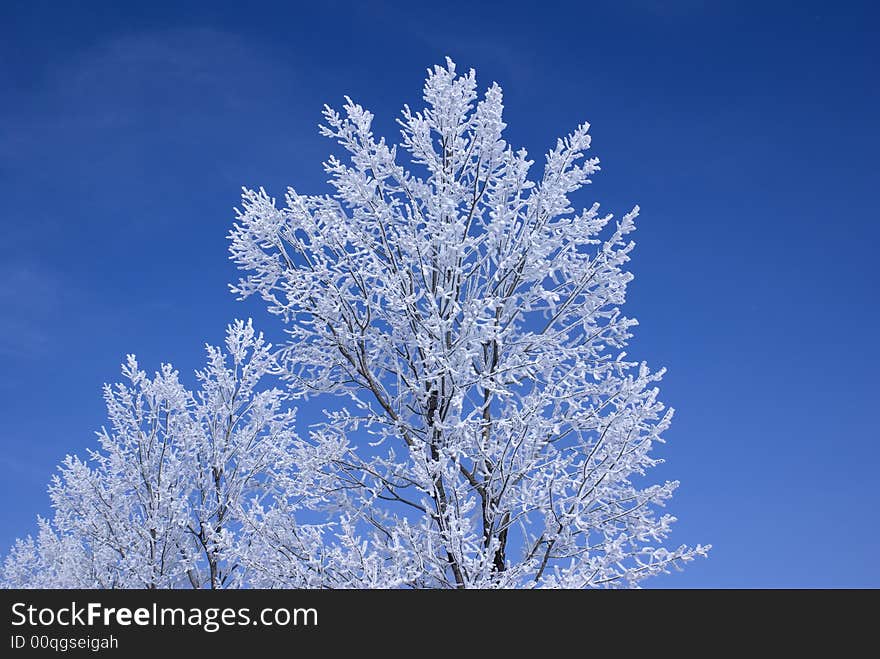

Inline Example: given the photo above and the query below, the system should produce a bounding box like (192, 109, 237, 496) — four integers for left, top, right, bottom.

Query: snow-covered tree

(227, 58, 709, 587)
(4, 60, 707, 589)
(3, 320, 302, 588)
(2, 518, 98, 588)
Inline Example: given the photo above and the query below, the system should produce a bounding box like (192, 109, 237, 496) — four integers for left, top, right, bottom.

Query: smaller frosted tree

(2, 519, 97, 588)
(3, 320, 299, 589)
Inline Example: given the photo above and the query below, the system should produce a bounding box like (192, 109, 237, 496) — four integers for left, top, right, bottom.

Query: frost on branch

(227, 58, 709, 587)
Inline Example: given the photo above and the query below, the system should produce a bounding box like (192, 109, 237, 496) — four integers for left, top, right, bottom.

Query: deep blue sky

(1, 1, 877, 587)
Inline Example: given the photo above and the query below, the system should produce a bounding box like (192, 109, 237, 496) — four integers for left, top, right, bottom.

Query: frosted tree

(3, 60, 708, 589)
(3, 320, 303, 589)
(2, 519, 98, 588)
(228, 58, 709, 587)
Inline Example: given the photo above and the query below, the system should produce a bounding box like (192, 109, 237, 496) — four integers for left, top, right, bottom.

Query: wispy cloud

(0, 452, 52, 486)
(0, 261, 68, 358)
(1, 26, 286, 143)
(0, 26, 302, 231)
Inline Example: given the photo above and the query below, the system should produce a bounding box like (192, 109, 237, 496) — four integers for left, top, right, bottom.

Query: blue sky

(1, 0, 877, 587)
